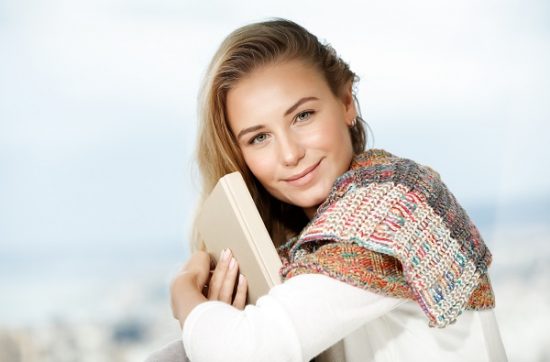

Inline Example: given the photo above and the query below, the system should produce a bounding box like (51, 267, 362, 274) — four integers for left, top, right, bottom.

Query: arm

(182, 273, 404, 362)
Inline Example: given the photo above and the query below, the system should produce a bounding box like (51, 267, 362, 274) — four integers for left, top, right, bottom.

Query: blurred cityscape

(0, 253, 183, 362)
(0, 315, 180, 362)
(1, 200, 549, 362)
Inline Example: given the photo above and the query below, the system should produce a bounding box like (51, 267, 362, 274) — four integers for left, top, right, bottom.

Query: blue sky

(1, 0, 549, 256)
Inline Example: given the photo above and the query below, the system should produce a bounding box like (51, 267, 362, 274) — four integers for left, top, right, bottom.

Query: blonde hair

(192, 18, 367, 251)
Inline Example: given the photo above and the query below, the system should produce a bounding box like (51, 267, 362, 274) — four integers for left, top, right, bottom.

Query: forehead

(225, 60, 332, 123)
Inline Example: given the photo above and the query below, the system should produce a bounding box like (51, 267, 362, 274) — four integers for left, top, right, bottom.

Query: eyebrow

(237, 124, 265, 141)
(284, 96, 319, 116)
(235, 96, 319, 141)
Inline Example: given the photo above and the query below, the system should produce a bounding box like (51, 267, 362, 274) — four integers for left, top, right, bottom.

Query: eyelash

(295, 110, 314, 122)
(249, 133, 268, 145)
(247, 110, 316, 145)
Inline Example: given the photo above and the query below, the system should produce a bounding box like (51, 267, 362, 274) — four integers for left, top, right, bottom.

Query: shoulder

(351, 149, 442, 191)
(307, 147, 488, 269)
(323, 149, 445, 213)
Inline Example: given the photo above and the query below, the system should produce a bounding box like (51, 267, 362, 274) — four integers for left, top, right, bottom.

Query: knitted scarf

(278, 149, 494, 328)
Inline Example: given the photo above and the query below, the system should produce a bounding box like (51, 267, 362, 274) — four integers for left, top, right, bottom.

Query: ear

(341, 81, 357, 126)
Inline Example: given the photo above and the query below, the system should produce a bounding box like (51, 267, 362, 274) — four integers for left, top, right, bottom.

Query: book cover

(197, 172, 282, 304)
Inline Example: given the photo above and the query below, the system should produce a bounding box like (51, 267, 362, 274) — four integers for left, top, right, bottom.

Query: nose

(278, 132, 305, 167)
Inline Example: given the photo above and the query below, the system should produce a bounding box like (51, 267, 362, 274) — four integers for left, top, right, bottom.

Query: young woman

(166, 19, 507, 362)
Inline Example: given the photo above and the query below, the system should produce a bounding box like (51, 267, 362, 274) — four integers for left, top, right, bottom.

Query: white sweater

(182, 274, 507, 362)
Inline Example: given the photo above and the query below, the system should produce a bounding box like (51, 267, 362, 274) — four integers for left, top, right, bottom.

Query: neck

(303, 205, 319, 220)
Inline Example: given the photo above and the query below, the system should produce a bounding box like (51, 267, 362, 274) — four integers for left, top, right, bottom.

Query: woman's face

(226, 59, 357, 218)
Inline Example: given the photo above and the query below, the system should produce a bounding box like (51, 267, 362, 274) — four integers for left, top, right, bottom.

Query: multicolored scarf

(278, 149, 494, 328)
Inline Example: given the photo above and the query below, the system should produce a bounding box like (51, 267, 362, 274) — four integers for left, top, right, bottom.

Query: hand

(170, 249, 248, 327)
(170, 250, 211, 324)
(207, 248, 247, 309)
(177, 250, 212, 290)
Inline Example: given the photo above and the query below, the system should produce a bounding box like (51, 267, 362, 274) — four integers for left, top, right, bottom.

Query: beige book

(196, 172, 282, 304)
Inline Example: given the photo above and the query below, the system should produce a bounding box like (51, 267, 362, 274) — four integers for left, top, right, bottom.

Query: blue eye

(295, 111, 313, 122)
(250, 133, 268, 145)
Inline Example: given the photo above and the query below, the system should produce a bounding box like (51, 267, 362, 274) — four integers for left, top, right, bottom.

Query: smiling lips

(283, 160, 322, 186)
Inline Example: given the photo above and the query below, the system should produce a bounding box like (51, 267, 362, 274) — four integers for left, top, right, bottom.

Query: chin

(276, 183, 332, 209)
(295, 192, 329, 209)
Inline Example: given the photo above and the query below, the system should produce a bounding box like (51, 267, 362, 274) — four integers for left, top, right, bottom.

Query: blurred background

(1, 0, 549, 361)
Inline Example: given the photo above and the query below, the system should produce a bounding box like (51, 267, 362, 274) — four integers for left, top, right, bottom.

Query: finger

(218, 257, 240, 303)
(180, 251, 211, 288)
(207, 248, 231, 300)
(232, 274, 247, 310)
(201, 270, 213, 297)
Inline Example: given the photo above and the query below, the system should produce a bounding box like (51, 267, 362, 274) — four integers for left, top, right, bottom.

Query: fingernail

(220, 248, 230, 261)
(229, 257, 236, 270)
(239, 274, 245, 284)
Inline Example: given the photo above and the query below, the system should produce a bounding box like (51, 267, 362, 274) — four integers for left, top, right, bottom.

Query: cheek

(303, 118, 350, 150)
(242, 150, 275, 184)
(328, 115, 354, 148)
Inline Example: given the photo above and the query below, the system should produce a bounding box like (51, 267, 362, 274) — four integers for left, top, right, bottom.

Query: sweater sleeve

(182, 273, 404, 362)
